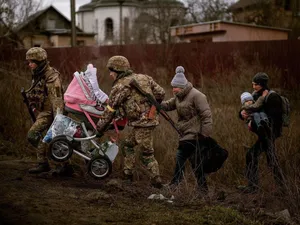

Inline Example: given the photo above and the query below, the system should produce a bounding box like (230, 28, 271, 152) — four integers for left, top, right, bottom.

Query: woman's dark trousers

(171, 140, 208, 191)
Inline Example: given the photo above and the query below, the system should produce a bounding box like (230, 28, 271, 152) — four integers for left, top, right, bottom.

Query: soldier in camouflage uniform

(25, 47, 68, 174)
(97, 56, 165, 188)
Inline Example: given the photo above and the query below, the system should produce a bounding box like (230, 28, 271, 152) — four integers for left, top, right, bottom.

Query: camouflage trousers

(27, 112, 53, 164)
(122, 126, 160, 179)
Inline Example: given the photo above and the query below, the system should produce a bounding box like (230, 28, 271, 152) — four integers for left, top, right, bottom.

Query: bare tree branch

(132, 0, 186, 44)
(0, 0, 41, 46)
(184, 0, 231, 23)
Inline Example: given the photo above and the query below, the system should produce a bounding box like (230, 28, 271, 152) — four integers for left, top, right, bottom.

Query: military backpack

(265, 90, 291, 127)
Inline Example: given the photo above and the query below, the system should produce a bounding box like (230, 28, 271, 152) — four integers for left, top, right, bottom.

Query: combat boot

(28, 162, 50, 174)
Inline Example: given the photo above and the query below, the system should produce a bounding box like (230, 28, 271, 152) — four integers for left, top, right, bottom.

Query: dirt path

(0, 156, 290, 225)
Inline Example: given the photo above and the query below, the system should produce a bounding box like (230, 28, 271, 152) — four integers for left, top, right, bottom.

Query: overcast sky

(41, 0, 236, 21)
(41, 0, 91, 20)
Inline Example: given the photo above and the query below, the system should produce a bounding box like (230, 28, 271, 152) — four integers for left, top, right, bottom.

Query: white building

(77, 0, 185, 45)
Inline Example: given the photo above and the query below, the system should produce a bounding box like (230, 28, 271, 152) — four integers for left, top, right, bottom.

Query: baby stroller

(43, 64, 126, 179)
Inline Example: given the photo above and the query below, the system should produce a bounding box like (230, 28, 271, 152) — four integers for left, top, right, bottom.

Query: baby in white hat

(240, 92, 270, 137)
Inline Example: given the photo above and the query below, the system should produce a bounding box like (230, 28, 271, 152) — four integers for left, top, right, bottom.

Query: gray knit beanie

(240, 92, 253, 105)
(171, 66, 188, 88)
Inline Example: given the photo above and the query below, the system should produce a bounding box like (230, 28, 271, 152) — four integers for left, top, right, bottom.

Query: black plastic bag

(202, 137, 228, 174)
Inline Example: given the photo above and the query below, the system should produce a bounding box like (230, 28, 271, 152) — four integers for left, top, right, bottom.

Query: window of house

(47, 19, 56, 29)
(105, 18, 113, 39)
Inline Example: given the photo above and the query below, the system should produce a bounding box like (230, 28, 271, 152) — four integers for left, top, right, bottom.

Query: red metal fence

(1, 40, 299, 88)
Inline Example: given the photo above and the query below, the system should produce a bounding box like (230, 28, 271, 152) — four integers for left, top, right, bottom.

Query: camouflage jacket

(97, 73, 165, 130)
(26, 66, 64, 118)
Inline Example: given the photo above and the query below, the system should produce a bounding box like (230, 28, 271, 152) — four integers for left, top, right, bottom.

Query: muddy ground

(0, 155, 294, 225)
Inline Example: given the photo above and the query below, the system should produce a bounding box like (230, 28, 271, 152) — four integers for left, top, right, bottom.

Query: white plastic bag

(98, 141, 119, 162)
(105, 141, 119, 162)
(43, 114, 79, 143)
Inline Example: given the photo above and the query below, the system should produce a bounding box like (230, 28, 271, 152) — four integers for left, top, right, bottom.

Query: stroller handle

(73, 135, 97, 141)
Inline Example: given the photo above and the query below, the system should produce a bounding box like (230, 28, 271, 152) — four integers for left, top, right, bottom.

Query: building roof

(14, 5, 97, 36)
(229, 0, 272, 11)
(170, 20, 291, 33)
(15, 5, 73, 32)
(78, 0, 139, 12)
(77, 0, 184, 12)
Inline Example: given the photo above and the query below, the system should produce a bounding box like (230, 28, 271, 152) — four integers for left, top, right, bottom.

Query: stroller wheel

(87, 155, 112, 179)
(49, 136, 73, 162)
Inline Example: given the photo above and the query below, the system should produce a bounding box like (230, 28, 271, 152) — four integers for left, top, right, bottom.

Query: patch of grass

(91, 202, 262, 225)
(1, 51, 300, 223)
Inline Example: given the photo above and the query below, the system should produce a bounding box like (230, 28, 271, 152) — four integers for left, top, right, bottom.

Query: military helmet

(107, 56, 130, 72)
(26, 47, 47, 61)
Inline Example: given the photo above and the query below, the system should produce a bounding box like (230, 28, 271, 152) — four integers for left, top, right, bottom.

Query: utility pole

(71, 0, 76, 47)
(118, 0, 125, 45)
